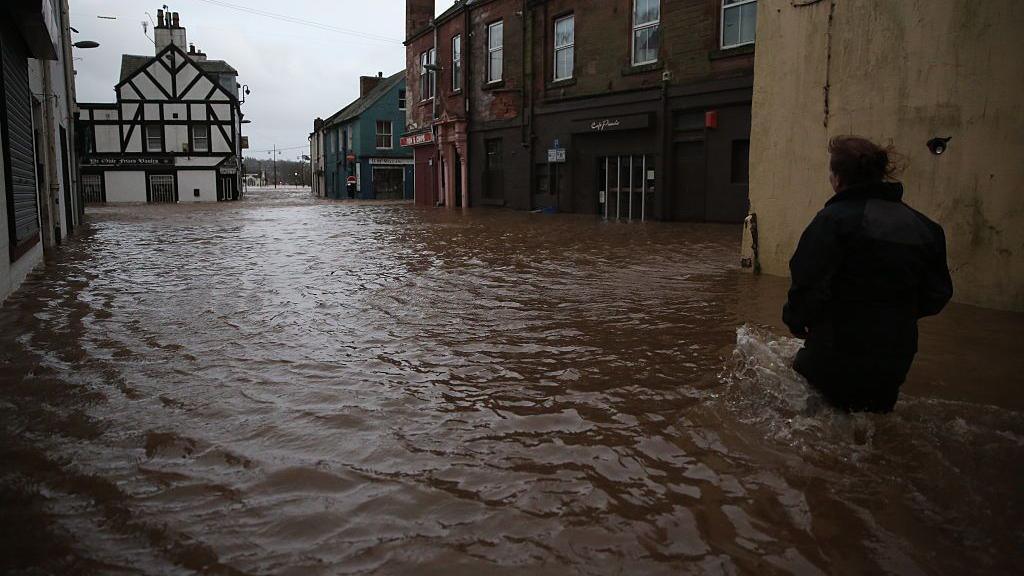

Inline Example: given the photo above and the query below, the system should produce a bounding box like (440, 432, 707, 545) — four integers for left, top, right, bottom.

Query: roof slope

(119, 54, 150, 82)
(119, 53, 237, 83)
(323, 70, 405, 128)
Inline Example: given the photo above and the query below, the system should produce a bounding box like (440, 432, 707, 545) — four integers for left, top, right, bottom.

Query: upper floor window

(191, 125, 209, 152)
(376, 120, 393, 149)
(145, 124, 162, 152)
(398, 90, 407, 110)
(632, 0, 660, 66)
(554, 15, 574, 81)
(488, 20, 504, 83)
(420, 49, 436, 100)
(452, 34, 463, 91)
(722, 0, 757, 48)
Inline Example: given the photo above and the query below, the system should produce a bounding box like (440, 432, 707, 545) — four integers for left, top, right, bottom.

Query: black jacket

(783, 181, 953, 411)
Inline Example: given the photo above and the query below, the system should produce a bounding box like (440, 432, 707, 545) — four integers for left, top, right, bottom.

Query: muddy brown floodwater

(1, 187, 1022, 575)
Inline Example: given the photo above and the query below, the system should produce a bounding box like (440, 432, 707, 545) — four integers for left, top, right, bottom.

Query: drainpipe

(522, 0, 533, 211)
(463, 2, 471, 207)
(40, 63, 61, 249)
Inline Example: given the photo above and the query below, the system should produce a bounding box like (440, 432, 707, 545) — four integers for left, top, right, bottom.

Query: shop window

(731, 139, 750, 184)
(722, 0, 757, 49)
(632, 0, 660, 66)
(554, 15, 574, 81)
(488, 21, 504, 83)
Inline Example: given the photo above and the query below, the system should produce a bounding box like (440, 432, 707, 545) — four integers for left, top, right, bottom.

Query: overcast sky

(71, 1, 449, 159)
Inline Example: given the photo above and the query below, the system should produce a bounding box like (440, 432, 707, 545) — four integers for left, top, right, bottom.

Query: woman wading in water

(784, 136, 953, 412)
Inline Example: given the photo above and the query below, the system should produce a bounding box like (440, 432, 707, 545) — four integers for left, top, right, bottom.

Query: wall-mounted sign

(369, 158, 414, 166)
(399, 131, 435, 147)
(547, 148, 567, 163)
(573, 114, 651, 134)
(240, 136, 249, 149)
(219, 166, 238, 174)
(84, 156, 173, 168)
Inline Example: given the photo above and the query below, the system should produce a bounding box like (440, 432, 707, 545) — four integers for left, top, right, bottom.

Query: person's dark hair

(828, 136, 901, 187)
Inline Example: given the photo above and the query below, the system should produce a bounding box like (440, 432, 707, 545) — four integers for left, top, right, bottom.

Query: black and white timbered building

(77, 8, 244, 203)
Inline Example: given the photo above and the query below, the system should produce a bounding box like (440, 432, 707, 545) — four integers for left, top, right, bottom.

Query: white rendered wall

(165, 124, 188, 153)
(104, 171, 147, 202)
(95, 125, 120, 152)
(177, 170, 217, 202)
(176, 156, 223, 167)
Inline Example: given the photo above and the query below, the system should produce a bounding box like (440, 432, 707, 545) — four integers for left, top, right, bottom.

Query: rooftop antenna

(141, 20, 155, 45)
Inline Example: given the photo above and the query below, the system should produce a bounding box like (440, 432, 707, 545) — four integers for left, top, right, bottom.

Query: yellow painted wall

(748, 0, 1024, 311)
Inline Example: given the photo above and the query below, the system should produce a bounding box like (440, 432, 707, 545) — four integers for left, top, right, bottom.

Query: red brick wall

(468, 0, 525, 125)
(531, 0, 754, 100)
(436, 12, 467, 121)
(405, 31, 436, 133)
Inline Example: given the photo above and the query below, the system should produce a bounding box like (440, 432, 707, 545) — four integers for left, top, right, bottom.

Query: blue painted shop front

(319, 72, 412, 201)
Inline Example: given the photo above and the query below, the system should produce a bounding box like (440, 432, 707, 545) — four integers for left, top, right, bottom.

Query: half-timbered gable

(76, 7, 244, 204)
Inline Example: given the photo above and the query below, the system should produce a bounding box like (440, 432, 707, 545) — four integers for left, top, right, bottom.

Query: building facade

(1, 0, 81, 302)
(747, 0, 1024, 312)
(403, 0, 756, 222)
(76, 9, 244, 204)
(313, 71, 413, 201)
(309, 123, 324, 196)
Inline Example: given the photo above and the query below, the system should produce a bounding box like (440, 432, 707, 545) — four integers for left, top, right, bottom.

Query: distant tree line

(243, 157, 310, 186)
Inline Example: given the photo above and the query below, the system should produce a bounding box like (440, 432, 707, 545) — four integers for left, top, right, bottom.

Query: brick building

(404, 0, 756, 222)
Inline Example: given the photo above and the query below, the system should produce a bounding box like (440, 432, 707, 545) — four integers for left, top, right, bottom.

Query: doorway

(219, 174, 236, 201)
(484, 138, 504, 203)
(372, 167, 405, 200)
(598, 155, 654, 221)
(672, 141, 706, 221)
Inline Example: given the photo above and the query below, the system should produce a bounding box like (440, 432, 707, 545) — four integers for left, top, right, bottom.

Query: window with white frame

(722, 0, 757, 48)
(487, 20, 503, 83)
(553, 14, 574, 81)
(419, 49, 435, 100)
(145, 124, 162, 152)
(376, 120, 393, 149)
(632, 0, 660, 66)
(191, 125, 209, 152)
(452, 34, 462, 91)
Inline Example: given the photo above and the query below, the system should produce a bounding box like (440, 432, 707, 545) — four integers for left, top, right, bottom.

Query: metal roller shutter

(1, 22, 40, 257)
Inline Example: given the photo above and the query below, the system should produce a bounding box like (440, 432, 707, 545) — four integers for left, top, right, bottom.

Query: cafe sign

(399, 131, 435, 147)
(573, 113, 651, 134)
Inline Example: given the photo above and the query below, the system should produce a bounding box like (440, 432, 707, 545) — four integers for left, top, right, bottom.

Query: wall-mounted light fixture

(927, 137, 952, 156)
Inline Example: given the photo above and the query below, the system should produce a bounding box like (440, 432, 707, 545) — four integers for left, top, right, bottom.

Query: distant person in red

(783, 136, 953, 412)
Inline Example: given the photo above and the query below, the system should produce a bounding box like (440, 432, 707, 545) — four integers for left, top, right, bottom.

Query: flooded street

(1, 187, 1022, 575)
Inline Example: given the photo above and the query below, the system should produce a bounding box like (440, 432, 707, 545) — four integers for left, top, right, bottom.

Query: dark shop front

(530, 78, 752, 224)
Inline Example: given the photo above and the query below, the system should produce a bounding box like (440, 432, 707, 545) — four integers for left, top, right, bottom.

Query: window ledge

(482, 80, 506, 91)
(621, 61, 663, 76)
(709, 44, 755, 60)
(547, 77, 576, 89)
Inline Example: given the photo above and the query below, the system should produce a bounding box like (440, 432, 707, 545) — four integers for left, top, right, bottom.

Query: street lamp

(73, 40, 100, 49)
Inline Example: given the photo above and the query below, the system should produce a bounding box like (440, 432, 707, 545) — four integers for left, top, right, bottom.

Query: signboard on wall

(369, 158, 414, 166)
(547, 149, 566, 163)
(399, 131, 435, 147)
(83, 156, 173, 168)
(572, 113, 651, 134)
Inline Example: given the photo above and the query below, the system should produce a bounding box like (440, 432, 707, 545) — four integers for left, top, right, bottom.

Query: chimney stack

(154, 6, 187, 54)
(360, 74, 384, 97)
(406, 0, 434, 40)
